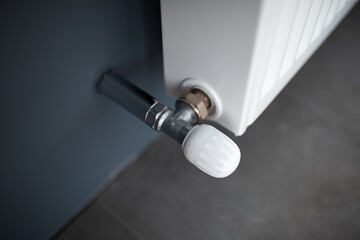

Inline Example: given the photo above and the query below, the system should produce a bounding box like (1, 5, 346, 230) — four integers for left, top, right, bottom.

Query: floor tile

(99, 89, 360, 240)
(54, 202, 138, 240)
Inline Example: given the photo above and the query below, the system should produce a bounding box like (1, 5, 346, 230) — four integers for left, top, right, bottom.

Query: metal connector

(145, 102, 172, 131)
(99, 72, 212, 144)
(176, 88, 214, 122)
(98, 71, 241, 178)
(144, 101, 197, 144)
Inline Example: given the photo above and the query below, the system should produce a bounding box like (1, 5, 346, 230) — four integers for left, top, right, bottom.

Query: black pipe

(98, 71, 156, 120)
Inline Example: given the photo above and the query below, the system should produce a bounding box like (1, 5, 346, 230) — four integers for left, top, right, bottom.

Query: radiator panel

(161, 0, 358, 135)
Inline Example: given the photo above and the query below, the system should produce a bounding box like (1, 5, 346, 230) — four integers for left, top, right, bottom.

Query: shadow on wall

(0, 0, 167, 239)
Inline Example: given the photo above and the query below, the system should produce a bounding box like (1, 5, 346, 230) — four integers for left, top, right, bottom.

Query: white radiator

(161, 0, 358, 135)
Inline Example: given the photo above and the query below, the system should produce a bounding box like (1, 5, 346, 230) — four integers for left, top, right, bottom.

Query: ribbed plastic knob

(182, 125, 241, 178)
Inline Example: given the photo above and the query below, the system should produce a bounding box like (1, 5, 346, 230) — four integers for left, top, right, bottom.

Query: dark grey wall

(0, 1, 168, 239)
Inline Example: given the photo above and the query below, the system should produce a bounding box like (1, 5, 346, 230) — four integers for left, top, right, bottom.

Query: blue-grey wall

(0, 1, 169, 239)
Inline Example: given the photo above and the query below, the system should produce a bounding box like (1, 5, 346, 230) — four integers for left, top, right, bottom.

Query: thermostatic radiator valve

(98, 71, 240, 178)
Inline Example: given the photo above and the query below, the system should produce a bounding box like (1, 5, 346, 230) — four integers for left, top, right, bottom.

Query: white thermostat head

(182, 124, 240, 178)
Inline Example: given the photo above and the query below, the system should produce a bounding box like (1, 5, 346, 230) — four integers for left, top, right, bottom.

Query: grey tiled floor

(55, 4, 360, 240)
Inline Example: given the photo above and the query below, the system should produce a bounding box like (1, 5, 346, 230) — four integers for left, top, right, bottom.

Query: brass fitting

(177, 88, 214, 122)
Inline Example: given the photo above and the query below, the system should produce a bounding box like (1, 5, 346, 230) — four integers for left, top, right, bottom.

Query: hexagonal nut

(191, 89, 211, 109)
(145, 102, 169, 129)
(179, 92, 208, 121)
